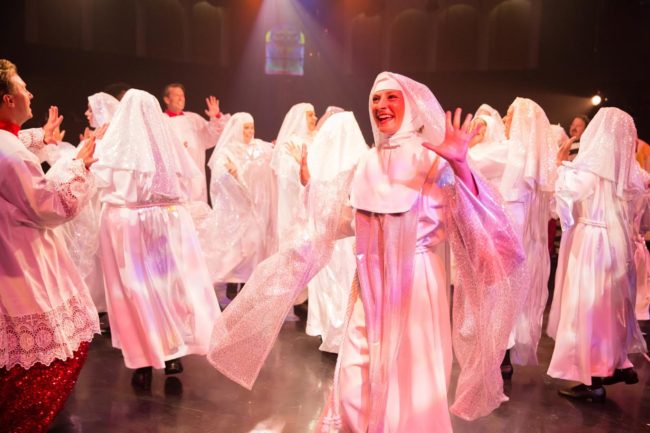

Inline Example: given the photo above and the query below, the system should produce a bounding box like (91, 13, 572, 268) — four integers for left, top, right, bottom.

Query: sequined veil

(87, 92, 119, 128)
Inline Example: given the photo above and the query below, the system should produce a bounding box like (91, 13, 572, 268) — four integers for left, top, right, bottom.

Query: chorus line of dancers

(1, 58, 649, 433)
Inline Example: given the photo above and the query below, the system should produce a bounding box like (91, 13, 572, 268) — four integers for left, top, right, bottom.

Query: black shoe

(558, 384, 606, 403)
(131, 367, 152, 390)
(501, 349, 513, 380)
(164, 377, 183, 396)
(602, 368, 639, 385)
(164, 358, 184, 375)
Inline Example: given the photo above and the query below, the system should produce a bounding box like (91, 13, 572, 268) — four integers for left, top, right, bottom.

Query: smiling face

(164, 86, 186, 114)
(242, 121, 254, 144)
(371, 89, 405, 135)
(306, 110, 317, 132)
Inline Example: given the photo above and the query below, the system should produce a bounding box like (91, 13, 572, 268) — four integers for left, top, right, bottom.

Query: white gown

(201, 112, 277, 283)
(304, 112, 367, 353)
(95, 90, 221, 369)
(547, 167, 644, 383)
(271, 102, 315, 246)
(547, 107, 647, 385)
(499, 97, 556, 364)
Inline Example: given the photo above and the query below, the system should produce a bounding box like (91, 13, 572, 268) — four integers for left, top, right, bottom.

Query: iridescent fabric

(474, 103, 506, 145)
(547, 107, 648, 384)
(499, 97, 554, 365)
(95, 89, 220, 369)
(316, 106, 344, 130)
(207, 168, 356, 387)
(500, 97, 557, 196)
(201, 113, 277, 283)
(468, 103, 510, 189)
(87, 92, 119, 128)
(572, 107, 641, 199)
(271, 102, 315, 246)
(94, 89, 200, 202)
(306, 112, 367, 353)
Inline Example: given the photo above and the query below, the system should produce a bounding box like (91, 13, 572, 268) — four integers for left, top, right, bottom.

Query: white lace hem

(0, 294, 100, 370)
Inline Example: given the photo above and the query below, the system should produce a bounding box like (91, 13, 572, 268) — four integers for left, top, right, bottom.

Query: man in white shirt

(163, 83, 230, 202)
(0, 58, 100, 433)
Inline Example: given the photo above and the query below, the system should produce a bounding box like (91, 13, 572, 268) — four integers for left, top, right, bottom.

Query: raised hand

(204, 96, 221, 118)
(93, 123, 109, 140)
(422, 108, 475, 164)
(557, 136, 577, 165)
(43, 106, 64, 144)
(423, 108, 478, 195)
(79, 127, 92, 142)
(286, 141, 303, 164)
(75, 135, 98, 169)
(52, 127, 65, 143)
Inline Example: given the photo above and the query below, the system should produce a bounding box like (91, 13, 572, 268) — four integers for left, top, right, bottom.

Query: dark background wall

(1, 0, 649, 144)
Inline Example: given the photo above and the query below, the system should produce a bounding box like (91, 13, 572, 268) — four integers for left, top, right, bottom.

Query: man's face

(164, 86, 185, 113)
(2, 74, 33, 125)
(242, 122, 254, 144)
(371, 89, 405, 135)
(569, 117, 587, 139)
(306, 110, 317, 132)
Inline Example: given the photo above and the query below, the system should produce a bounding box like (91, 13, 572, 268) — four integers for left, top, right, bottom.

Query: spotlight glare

(591, 94, 602, 106)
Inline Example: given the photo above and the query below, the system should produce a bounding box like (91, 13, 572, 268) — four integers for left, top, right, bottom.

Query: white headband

(372, 76, 401, 93)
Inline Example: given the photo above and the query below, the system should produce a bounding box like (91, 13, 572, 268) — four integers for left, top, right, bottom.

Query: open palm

(422, 108, 475, 164)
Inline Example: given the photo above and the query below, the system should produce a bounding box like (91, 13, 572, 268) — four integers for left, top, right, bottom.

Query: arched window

(191, 2, 226, 65)
(487, 0, 533, 69)
(142, 0, 185, 60)
(31, 0, 83, 48)
(92, 0, 137, 55)
(349, 13, 383, 72)
(389, 8, 430, 72)
(437, 4, 479, 71)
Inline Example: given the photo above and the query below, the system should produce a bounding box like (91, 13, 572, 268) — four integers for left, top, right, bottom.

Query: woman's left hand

(422, 108, 475, 164)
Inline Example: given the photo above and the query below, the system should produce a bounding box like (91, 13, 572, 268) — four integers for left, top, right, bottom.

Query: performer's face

(164, 86, 185, 113)
(469, 119, 487, 148)
(569, 117, 587, 139)
(242, 122, 254, 144)
(371, 89, 405, 135)
(306, 110, 317, 132)
(85, 104, 93, 125)
(503, 106, 514, 139)
(3, 74, 33, 125)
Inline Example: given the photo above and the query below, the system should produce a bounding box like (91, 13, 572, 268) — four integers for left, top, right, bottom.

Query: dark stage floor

(48, 319, 650, 433)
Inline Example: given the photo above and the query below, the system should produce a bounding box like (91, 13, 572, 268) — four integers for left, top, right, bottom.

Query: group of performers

(1, 58, 648, 433)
